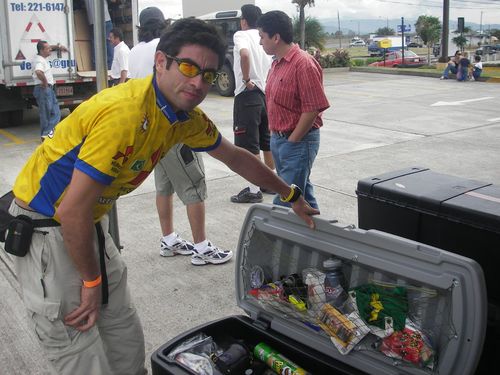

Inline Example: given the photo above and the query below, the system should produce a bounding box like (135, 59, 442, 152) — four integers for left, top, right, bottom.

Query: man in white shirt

(109, 28, 130, 85)
(128, 7, 232, 265)
(230, 4, 274, 204)
(128, 7, 169, 78)
(32, 40, 63, 139)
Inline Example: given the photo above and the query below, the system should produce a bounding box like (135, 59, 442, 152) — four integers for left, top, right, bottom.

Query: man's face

(154, 44, 219, 112)
(40, 43, 51, 58)
(108, 33, 119, 46)
(258, 29, 275, 56)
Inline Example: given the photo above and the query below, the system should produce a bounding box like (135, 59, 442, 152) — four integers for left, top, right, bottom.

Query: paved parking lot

(1, 71, 499, 374)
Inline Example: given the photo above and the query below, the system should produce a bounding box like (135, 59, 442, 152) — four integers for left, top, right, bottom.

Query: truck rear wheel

(215, 64, 235, 97)
(0, 110, 23, 128)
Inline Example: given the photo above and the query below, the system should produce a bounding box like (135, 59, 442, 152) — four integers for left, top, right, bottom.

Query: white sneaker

(160, 234, 194, 257)
(191, 241, 233, 265)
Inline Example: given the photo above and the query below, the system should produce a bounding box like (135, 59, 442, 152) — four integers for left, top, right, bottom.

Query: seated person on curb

(440, 50, 460, 80)
(470, 55, 482, 81)
(7, 18, 318, 375)
(457, 51, 471, 81)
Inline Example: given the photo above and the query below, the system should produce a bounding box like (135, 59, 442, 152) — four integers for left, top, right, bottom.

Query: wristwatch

(242, 78, 251, 84)
(280, 184, 302, 203)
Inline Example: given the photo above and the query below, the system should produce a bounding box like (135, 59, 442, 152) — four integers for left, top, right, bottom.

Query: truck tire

(0, 110, 23, 128)
(215, 64, 235, 97)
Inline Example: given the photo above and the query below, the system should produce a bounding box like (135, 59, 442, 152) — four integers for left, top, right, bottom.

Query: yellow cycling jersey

(13, 75, 221, 221)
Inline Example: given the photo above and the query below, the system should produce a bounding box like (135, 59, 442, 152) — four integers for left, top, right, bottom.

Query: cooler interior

(151, 315, 364, 375)
(234, 205, 486, 375)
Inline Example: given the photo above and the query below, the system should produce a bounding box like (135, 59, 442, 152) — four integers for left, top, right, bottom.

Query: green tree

(292, 0, 315, 49)
(293, 16, 327, 50)
(452, 26, 472, 51)
(415, 15, 441, 65)
(375, 27, 395, 36)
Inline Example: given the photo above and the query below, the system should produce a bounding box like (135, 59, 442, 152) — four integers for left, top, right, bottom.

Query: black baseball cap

(139, 7, 165, 27)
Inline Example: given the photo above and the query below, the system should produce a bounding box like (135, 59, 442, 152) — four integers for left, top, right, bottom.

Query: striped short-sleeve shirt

(265, 44, 329, 132)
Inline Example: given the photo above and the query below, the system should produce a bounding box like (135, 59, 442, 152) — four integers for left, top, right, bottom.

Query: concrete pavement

(1, 71, 499, 374)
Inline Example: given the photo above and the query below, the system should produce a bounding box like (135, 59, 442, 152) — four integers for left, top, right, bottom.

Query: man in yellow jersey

(8, 18, 318, 375)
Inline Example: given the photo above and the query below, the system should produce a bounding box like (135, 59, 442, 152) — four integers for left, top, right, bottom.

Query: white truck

(0, 0, 137, 127)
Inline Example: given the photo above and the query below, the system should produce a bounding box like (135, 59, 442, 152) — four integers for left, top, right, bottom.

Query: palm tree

(293, 16, 327, 51)
(292, 0, 315, 49)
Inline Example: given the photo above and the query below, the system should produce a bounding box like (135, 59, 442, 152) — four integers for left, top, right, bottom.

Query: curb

(323, 67, 350, 73)
(348, 66, 498, 83)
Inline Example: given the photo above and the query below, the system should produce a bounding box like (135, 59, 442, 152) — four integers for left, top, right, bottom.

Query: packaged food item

(254, 342, 311, 375)
(378, 321, 435, 369)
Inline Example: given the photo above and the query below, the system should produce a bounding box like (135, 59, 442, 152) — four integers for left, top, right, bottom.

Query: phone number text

(10, 2, 65, 12)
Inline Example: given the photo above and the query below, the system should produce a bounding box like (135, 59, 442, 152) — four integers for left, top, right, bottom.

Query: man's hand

(291, 197, 320, 229)
(64, 285, 101, 332)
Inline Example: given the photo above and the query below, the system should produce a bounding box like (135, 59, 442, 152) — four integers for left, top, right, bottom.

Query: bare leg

(186, 201, 206, 244)
(156, 194, 174, 236)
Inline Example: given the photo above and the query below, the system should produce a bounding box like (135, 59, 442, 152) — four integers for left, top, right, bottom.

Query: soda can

(253, 342, 311, 375)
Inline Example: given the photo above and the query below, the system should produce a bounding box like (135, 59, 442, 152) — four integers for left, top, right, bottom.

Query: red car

(369, 50, 426, 68)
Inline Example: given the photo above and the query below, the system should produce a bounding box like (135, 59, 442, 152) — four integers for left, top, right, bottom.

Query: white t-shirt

(32, 54, 54, 85)
(128, 39, 160, 78)
(233, 28, 272, 96)
(474, 61, 483, 70)
(110, 41, 130, 79)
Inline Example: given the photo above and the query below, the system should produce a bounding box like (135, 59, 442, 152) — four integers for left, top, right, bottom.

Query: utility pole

(480, 11, 483, 35)
(337, 10, 342, 48)
(441, 0, 450, 62)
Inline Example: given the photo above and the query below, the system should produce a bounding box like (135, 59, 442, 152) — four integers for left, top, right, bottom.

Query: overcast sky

(138, 0, 500, 26)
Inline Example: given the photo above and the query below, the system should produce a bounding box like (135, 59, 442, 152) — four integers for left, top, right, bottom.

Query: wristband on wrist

(83, 275, 102, 288)
(243, 78, 251, 83)
(280, 184, 302, 203)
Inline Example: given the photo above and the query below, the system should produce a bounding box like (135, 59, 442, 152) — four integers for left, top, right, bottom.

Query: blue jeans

(271, 129, 320, 209)
(33, 85, 61, 136)
(442, 64, 457, 78)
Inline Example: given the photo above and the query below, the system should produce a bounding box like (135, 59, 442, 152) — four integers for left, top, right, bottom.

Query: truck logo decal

(17, 14, 51, 60)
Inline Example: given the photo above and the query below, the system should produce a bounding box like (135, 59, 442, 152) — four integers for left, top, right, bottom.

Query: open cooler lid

(235, 204, 487, 375)
(356, 167, 499, 232)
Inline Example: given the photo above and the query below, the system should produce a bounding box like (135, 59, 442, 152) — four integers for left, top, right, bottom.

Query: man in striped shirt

(256, 11, 329, 209)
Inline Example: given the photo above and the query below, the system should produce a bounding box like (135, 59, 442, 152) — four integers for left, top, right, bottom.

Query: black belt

(274, 127, 318, 139)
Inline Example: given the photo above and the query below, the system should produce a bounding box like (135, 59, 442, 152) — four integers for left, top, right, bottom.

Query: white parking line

(487, 117, 500, 122)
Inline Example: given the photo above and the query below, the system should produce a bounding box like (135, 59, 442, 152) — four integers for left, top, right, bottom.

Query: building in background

(183, 0, 253, 18)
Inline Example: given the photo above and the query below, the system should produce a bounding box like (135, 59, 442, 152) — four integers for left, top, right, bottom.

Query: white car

(349, 39, 366, 47)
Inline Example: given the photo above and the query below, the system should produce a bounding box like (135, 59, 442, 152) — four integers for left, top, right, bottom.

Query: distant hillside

(320, 18, 500, 36)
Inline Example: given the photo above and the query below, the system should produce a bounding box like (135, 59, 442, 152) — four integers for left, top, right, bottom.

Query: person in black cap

(130, 8, 232, 265)
(129, 7, 170, 78)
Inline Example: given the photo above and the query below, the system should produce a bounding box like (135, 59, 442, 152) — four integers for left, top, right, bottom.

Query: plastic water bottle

(302, 268, 326, 314)
(323, 258, 348, 310)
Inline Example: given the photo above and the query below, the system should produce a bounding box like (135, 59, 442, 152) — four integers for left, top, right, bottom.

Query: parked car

(408, 42, 423, 48)
(475, 45, 498, 55)
(349, 39, 366, 47)
(369, 50, 426, 68)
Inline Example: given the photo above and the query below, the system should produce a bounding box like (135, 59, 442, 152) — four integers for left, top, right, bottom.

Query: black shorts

(233, 89, 270, 154)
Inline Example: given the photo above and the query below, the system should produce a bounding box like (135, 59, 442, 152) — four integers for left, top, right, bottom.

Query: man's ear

(154, 51, 167, 70)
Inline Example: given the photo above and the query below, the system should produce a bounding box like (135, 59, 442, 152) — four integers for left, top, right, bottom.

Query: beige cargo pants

(9, 202, 146, 375)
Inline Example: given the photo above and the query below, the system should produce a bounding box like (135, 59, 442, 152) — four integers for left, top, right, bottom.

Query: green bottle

(253, 342, 311, 375)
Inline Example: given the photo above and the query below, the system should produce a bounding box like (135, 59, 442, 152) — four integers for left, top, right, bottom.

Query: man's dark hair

(138, 19, 170, 43)
(156, 18, 227, 70)
(37, 40, 48, 54)
(256, 11, 293, 44)
(241, 4, 262, 28)
(110, 28, 123, 41)
(474, 54, 481, 62)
